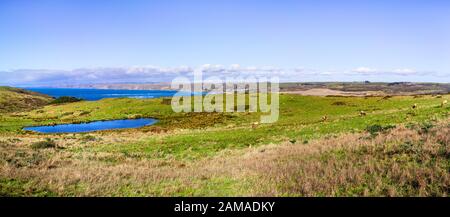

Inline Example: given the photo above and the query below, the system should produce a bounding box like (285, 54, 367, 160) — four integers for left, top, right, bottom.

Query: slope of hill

(0, 93, 448, 196)
(0, 87, 53, 113)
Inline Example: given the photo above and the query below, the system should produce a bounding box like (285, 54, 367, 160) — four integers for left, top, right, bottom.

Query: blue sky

(0, 0, 449, 85)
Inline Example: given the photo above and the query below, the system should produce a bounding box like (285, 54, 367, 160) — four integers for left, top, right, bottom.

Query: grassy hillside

(0, 87, 53, 113)
(0, 93, 449, 196)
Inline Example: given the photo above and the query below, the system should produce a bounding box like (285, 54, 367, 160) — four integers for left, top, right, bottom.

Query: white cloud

(391, 68, 417, 75)
(0, 65, 444, 85)
(352, 67, 378, 74)
(293, 68, 338, 76)
(0, 65, 286, 85)
(200, 64, 226, 73)
(349, 67, 436, 76)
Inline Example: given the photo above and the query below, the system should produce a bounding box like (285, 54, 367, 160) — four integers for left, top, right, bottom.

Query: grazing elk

(252, 122, 259, 129)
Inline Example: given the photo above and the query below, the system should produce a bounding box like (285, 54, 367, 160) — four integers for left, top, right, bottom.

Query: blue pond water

(24, 118, 158, 133)
(25, 88, 178, 101)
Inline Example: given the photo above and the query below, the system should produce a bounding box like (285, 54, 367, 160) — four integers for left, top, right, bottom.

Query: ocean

(26, 88, 179, 101)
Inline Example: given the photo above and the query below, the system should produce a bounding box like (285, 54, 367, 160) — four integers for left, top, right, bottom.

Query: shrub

(331, 101, 347, 106)
(79, 111, 91, 116)
(81, 135, 97, 142)
(419, 122, 434, 134)
(161, 98, 172, 105)
(50, 96, 83, 104)
(61, 112, 74, 116)
(31, 138, 56, 149)
(366, 124, 395, 136)
(381, 95, 392, 100)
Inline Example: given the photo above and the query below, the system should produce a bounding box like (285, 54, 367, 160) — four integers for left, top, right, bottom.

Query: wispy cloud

(0, 65, 285, 86)
(0, 65, 445, 86)
(349, 66, 438, 76)
(351, 67, 378, 75)
(0, 66, 192, 86)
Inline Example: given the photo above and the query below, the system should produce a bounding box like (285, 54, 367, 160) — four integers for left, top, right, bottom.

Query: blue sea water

(26, 88, 179, 101)
(21, 88, 185, 133)
(24, 118, 158, 133)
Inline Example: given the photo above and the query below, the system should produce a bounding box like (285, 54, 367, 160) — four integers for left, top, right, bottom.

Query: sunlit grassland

(1, 94, 449, 160)
(27, 94, 450, 159)
(2, 94, 447, 131)
(0, 93, 449, 196)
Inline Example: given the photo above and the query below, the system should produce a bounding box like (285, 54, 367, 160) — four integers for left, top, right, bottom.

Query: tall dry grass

(249, 122, 450, 196)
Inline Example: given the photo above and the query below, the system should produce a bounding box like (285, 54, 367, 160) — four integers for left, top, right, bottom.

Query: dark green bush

(79, 111, 91, 116)
(50, 96, 83, 104)
(366, 124, 395, 136)
(331, 101, 347, 106)
(419, 122, 434, 134)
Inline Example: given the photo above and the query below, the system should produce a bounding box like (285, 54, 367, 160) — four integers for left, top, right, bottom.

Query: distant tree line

(50, 96, 83, 104)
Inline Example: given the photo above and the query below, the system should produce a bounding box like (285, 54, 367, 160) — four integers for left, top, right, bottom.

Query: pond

(23, 118, 158, 133)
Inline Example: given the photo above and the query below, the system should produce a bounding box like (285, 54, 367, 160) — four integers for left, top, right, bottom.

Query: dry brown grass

(247, 121, 450, 196)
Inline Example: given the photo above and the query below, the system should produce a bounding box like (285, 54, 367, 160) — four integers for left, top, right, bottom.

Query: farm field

(0, 88, 449, 196)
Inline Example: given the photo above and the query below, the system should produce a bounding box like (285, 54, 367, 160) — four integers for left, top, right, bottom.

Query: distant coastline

(25, 87, 178, 101)
(27, 81, 450, 96)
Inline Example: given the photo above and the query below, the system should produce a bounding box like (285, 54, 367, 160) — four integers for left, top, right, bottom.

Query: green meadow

(0, 89, 449, 196)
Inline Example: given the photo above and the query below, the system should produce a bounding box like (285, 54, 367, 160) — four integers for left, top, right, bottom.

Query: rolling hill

(0, 86, 53, 113)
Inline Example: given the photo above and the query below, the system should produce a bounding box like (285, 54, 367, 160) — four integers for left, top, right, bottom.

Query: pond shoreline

(23, 118, 158, 134)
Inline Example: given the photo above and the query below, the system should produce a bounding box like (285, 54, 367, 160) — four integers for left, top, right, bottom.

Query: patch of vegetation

(270, 123, 450, 196)
(419, 122, 434, 134)
(79, 111, 91, 116)
(61, 111, 74, 116)
(0, 178, 56, 196)
(31, 138, 56, 149)
(81, 135, 98, 142)
(2, 150, 49, 168)
(161, 98, 172, 105)
(50, 96, 83, 104)
(381, 95, 392, 100)
(331, 101, 347, 106)
(366, 124, 395, 136)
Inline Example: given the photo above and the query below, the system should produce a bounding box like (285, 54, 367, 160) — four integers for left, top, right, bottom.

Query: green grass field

(0, 88, 449, 196)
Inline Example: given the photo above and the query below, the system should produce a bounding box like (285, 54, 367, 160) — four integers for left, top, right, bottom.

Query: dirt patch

(283, 88, 383, 97)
